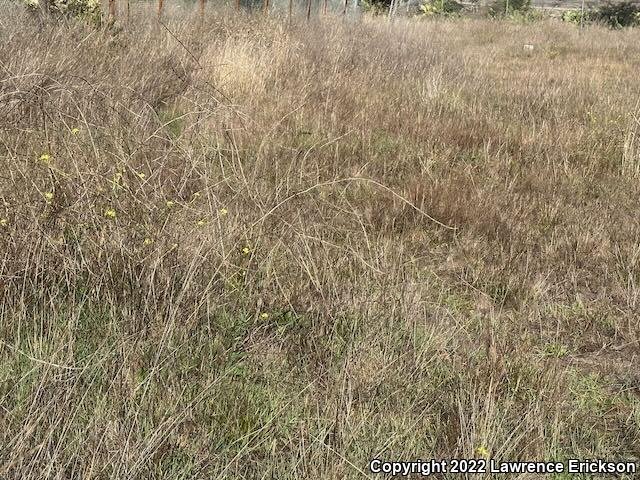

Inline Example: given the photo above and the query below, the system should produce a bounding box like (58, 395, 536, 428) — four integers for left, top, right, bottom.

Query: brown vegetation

(0, 4, 639, 478)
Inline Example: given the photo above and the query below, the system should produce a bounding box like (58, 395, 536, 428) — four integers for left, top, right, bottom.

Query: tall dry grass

(1, 2, 640, 478)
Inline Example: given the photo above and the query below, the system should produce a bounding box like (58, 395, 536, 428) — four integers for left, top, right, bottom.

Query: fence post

(264, 0, 270, 15)
(200, 0, 205, 17)
(158, 0, 163, 18)
(306, 0, 311, 20)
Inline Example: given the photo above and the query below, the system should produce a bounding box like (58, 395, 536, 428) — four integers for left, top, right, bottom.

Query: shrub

(562, 9, 594, 25)
(18, 0, 102, 24)
(506, 7, 545, 22)
(593, 1, 640, 28)
(360, 0, 390, 15)
(419, 0, 464, 17)
(488, 0, 530, 17)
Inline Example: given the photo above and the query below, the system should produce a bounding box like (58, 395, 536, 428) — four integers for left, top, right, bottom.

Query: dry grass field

(1, 3, 640, 478)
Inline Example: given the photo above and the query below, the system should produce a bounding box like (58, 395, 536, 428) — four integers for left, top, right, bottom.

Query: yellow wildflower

(475, 446, 489, 458)
(143, 238, 153, 246)
(0, 219, 7, 227)
(44, 192, 54, 202)
(39, 153, 51, 164)
(196, 219, 206, 227)
(136, 172, 146, 179)
(260, 312, 269, 320)
(104, 209, 116, 219)
(242, 246, 250, 256)
(166, 200, 175, 208)
(219, 207, 228, 216)
(71, 127, 80, 135)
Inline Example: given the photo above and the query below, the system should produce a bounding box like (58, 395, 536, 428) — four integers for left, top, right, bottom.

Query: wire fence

(101, 0, 639, 23)
(106, 0, 359, 20)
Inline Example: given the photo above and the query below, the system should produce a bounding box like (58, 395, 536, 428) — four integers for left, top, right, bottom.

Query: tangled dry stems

(1, 3, 640, 478)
